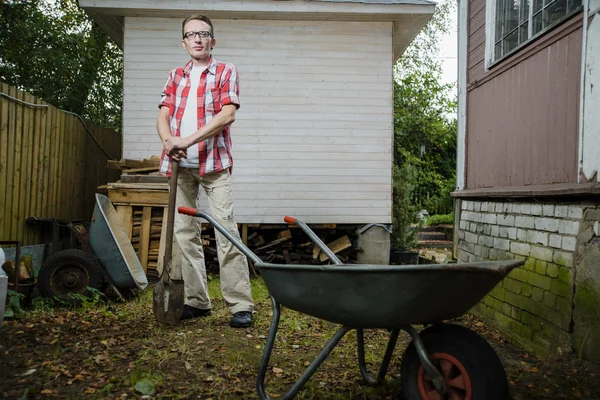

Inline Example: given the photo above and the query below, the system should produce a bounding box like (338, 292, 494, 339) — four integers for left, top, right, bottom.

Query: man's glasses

(183, 31, 212, 40)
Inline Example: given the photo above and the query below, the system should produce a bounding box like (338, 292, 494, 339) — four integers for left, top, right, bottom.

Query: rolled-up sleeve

(220, 65, 240, 109)
(158, 70, 175, 109)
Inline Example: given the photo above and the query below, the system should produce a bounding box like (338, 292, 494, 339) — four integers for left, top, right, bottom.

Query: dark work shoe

(180, 305, 211, 320)
(229, 311, 253, 328)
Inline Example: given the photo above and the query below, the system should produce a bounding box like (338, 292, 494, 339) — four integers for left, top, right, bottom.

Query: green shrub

(425, 212, 454, 226)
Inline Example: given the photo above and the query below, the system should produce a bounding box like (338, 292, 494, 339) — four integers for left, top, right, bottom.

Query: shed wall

(123, 18, 394, 223)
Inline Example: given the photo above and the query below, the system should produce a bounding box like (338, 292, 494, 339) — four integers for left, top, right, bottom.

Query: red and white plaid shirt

(158, 56, 240, 176)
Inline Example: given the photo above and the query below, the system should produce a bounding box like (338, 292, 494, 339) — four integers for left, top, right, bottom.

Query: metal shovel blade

(153, 262, 184, 326)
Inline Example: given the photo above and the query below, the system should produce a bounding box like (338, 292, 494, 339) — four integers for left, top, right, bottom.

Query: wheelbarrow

(37, 194, 148, 301)
(178, 207, 523, 400)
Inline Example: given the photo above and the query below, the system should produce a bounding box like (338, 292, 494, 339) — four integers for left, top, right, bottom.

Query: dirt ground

(1, 278, 600, 400)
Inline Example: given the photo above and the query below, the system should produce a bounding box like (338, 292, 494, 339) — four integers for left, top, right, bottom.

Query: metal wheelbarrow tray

(89, 194, 148, 292)
(178, 207, 523, 400)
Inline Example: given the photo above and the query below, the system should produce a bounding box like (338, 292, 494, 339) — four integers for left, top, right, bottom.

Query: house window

(493, 0, 582, 61)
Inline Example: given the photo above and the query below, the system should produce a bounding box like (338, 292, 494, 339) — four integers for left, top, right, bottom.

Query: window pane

(544, 0, 567, 28)
(533, 0, 544, 13)
(504, 0, 521, 33)
(503, 30, 519, 54)
(532, 11, 543, 34)
(520, 0, 530, 23)
(496, 0, 506, 39)
(519, 25, 529, 44)
(495, 42, 503, 60)
(568, 0, 582, 10)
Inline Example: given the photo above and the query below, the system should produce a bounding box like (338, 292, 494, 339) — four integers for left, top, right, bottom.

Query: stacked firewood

(203, 226, 358, 274)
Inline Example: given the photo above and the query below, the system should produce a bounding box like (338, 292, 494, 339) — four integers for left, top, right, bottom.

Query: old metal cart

(37, 194, 148, 301)
(178, 206, 522, 400)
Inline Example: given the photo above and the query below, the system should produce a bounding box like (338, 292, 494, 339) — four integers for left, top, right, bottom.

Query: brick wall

(457, 200, 583, 354)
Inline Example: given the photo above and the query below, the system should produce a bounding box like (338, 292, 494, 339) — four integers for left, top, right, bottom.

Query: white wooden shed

(80, 0, 435, 224)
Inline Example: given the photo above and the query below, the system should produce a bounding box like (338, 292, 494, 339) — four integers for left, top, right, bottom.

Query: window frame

(484, 0, 583, 69)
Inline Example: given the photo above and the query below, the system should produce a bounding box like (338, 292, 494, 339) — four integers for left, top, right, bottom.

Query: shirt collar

(183, 56, 218, 76)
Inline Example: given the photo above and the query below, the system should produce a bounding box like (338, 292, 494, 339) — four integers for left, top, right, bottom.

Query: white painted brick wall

(561, 236, 576, 251)
(530, 245, 554, 262)
(517, 229, 528, 241)
(527, 230, 549, 246)
(465, 232, 479, 244)
(482, 213, 497, 224)
(535, 217, 560, 232)
(531, 204, 542, 216)
(511, 242, 531, 256)
(555, 205, 569, 218)
(507, 227, 517, 239)
(491, 226, 500, 237)
(499, 227, 508, 238)
(568, 205, 583, 219)
(558, 221, 580, 235)
(542, 204, 555, 216)
(494, 237, 510, 251)
(549, 234, 562, 248)
(497, 215, 515, 226)
(515, 216, 535, 229)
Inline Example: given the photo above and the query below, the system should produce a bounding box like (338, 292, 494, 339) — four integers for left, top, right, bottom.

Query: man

(157, 14, 254, 328)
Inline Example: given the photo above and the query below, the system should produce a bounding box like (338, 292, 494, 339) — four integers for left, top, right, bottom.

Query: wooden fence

(0, 82, 122, 245)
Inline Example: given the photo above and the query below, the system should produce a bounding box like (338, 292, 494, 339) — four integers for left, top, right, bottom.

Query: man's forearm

(187, 105, 236, 146)
(156, 111, 172, 146)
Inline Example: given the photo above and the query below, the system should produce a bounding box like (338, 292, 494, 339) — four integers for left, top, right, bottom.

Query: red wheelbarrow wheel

(400, 323, 509, 400)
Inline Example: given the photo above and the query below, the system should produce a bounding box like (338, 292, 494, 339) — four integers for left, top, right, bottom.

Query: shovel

(153, 160, 184, 325)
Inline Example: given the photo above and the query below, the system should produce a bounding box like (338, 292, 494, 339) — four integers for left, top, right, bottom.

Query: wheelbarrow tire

(400, 323, 508, 400)
(39, 249, 105, 302)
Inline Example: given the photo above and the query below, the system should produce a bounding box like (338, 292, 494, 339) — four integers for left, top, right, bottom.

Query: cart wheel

(39, 249, 104, 301)
(400, 323, 508, 400)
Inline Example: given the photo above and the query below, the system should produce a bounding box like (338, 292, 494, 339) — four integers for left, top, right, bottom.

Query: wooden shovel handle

(163, 160, 179, 264)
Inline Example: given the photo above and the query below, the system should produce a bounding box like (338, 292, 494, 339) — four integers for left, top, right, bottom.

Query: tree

(0, 0, 123, 132)
(391, 0, 457, 250)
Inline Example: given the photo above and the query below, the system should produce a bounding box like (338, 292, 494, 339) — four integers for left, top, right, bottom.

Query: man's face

(182, 19, 215, 61)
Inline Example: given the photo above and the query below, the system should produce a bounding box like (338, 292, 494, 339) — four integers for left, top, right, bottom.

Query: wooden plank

(319, 236, 352, 262)
(138, 206, 152, 273)
(28, 95, 43, 243)
(311, 244, 320, 260)
(241, 224, 248, 245)
(157, 207, 168, 275)
(21, 91, 34, 244)
(11, 85, 23, 241)
(120, 174, 168, 184)
(109, 182, 168, 190)
(0, 83, 11, 240)
(108, 189, 170, 206)
(277, 229, 292, 240)
(121, 166, 159, 174)
(116, 205, 134, 239)
(41, 103, 52, 217)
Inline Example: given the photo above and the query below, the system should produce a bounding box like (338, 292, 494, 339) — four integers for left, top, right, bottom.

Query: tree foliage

(0, 0, 123, 131)
(391, 0, 457, 250)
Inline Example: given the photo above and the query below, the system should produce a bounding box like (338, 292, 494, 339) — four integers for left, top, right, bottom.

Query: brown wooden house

(454, 0, 600, 361)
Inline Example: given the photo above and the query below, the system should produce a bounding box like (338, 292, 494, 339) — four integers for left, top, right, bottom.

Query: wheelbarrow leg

(404, 325, 448, 394)
(357, 328, 400, 385)
(257, 296, 351, 400)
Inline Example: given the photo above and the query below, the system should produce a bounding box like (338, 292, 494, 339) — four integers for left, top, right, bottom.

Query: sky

(437, 6, 459, 94)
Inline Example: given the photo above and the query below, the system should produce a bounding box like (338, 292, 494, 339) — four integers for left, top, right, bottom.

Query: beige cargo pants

(172, 167, 254, 314)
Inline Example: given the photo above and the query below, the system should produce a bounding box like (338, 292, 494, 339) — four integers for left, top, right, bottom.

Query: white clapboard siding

(123, 17, 393, 223)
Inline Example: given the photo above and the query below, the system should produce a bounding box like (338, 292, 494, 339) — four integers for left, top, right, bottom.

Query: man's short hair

(182, 14, 214, 38)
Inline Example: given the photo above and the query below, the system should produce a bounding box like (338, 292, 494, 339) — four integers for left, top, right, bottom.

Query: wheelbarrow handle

(178, 207, 262, 266)
(283, 216, 343, 265)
